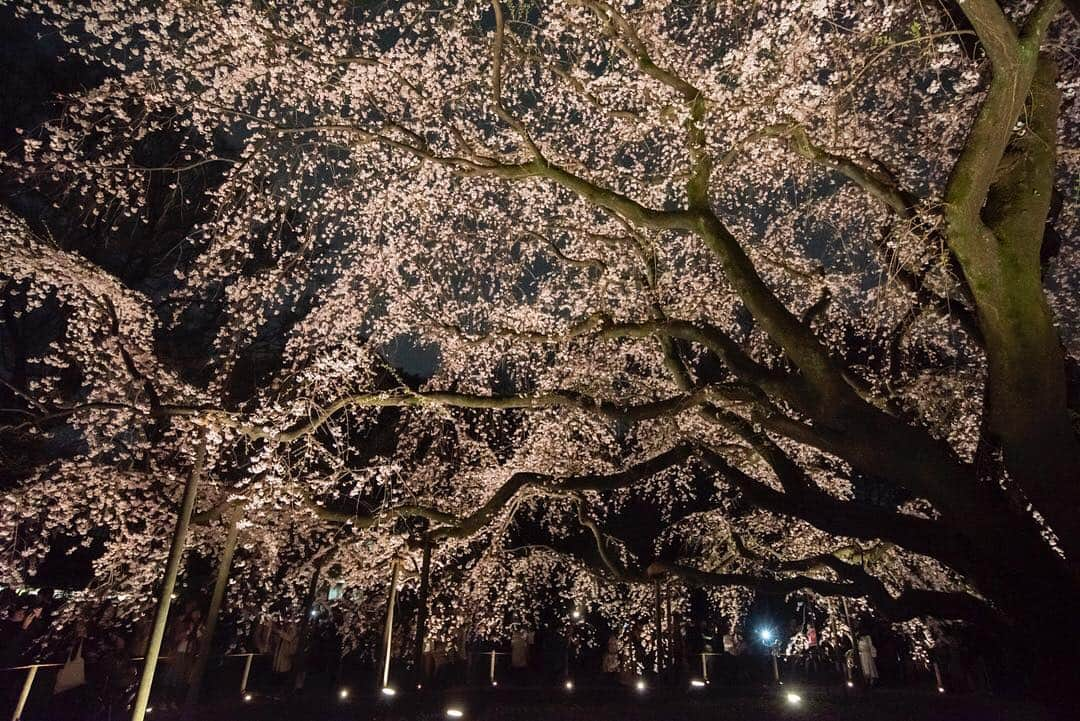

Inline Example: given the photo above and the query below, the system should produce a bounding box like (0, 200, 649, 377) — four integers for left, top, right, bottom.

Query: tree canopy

(2, 0, 1078, 688)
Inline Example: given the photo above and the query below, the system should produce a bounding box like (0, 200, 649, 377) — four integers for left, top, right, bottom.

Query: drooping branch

(647, 559, 997, 625)
(748, 123, 981, 342)
(695, 446, 977, 578)
(444, 312, 799, 404)
(263, 386, 743, 443)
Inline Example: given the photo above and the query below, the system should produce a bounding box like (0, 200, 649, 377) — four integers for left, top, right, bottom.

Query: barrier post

(239, 654, 254, 695)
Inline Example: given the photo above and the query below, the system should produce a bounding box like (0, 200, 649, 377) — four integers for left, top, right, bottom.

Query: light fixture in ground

(564, 680, 574, 691)
(938, 686, 946, 693)
(691, 679, 707, 688)
(381, 687, 396, 697)
(338, 687, 350, 700)
(243, 692, 253, 702)
(491, 680, 498, 687)
(635, 678, 647, 692)
(446, 708, 465, 718)
(785, 692, 802, 705)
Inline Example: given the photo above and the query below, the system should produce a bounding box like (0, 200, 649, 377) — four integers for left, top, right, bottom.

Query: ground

(174, 686, 1054, 721)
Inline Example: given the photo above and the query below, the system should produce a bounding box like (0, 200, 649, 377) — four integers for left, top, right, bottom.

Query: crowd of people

(0, 590, 319, 718)
(2, 587, 995, 719)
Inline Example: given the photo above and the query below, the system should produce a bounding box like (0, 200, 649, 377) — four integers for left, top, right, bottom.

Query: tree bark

(184, 507, 240, 713)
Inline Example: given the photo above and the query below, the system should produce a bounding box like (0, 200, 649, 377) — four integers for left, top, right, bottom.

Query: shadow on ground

(160, 686, 1055, 721)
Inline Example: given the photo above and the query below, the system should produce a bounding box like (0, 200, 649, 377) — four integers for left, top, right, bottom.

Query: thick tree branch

(648, 560, 997, 624)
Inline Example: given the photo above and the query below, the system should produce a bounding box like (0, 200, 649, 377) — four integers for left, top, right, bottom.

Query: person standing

(510, 629, 533, 683)
(272, 621, 299, 681)
(858, 632, 879, 686)
(602, 635, 621, 683)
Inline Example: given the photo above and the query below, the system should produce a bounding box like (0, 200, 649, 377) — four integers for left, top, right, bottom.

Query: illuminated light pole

(239, 654, 254, 696)
(933, 662, 945, 693)
(758, 627, 780, 685)
(381, 557, 402, 690)
(700, 652, 717, 683)
(131, 433, 206, 721)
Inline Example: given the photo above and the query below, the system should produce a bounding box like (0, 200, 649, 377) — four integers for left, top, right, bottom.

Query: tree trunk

(290, 562, 323, 692)
(184, 507, 240, 713)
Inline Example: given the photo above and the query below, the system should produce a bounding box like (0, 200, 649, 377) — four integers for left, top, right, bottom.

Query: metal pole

(772, 651, 780, 684)
(381, 558, 401, 689)
(489, 652, 496, 684)
(701, 653, 708, 684)
(412, 541, 432, 682)
(239, 654, 253, 695)
(11, 665, 38, 721)
(131, 433, 206, 721)
(185, 506, 241, 711)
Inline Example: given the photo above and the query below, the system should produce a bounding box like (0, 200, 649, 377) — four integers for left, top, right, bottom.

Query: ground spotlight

(846, 681, 854, 688)
(785, 692, 802, 705)
(691, 679, 707, 688)
(381, 686, 397, 697)
(491, 680, 498, 687)
(338, 687, 350, 700)
(635, 678, 647, 692)
(243, 692, 253, 702)
(572, 609, 581, 619)
(565, 680, 574, 691)
(446, 707, 465, 718)
(938, 686, 946, 693)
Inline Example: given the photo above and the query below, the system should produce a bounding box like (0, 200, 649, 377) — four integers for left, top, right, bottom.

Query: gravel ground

(173, 685, 1056, 721)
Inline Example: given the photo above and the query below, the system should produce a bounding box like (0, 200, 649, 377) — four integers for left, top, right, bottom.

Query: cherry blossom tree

(3, 0, 1079, 701)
